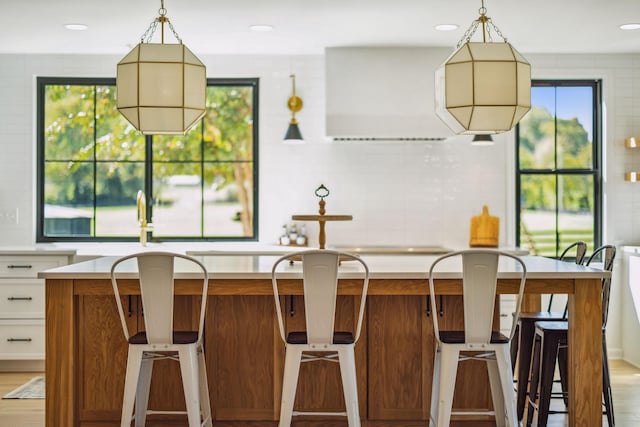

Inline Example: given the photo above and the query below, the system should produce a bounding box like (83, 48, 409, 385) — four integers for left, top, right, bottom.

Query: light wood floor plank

(2, 359, 640, 426)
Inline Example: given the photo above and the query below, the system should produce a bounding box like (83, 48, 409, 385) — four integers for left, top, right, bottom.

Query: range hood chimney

(325, 47, 454, 141)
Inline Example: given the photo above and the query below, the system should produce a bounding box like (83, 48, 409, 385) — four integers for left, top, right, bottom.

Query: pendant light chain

(139, 0, 183, 44)
(455, 0, 508, 48)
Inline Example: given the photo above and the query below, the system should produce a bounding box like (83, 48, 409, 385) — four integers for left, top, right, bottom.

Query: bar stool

(428, 249, 527, 427)
(271, 250, 369, 427)
(511, 241, 587, 420)
(110, 251, 213, 427)
(525, 244, 616, 427)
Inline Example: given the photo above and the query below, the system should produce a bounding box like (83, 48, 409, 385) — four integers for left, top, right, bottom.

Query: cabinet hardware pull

(426, 296, 431, 317)
(8, 297, 33, 301)
(7, 265, 32, 269)
(7, 338, 32, 342)
(289, 296, 295, 317)
(439, 295, 444, 317)
(127, 295, 133, 317)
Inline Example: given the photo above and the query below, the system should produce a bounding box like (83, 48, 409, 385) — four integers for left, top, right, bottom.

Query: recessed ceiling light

(249, 24, 274, 32)
(620, 23, 640, 30)
(435, 24, 459, 31)
(64, 23, 88, 31)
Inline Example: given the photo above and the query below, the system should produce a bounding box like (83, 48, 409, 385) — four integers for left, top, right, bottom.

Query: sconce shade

(284, 121, 303, 141)
(117, 43, 206, 135)
(435, 41, 531, 134)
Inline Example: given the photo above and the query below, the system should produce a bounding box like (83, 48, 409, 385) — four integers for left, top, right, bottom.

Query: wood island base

(42, 254, 605, 427)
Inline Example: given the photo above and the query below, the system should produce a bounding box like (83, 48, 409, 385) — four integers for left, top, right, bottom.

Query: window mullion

(145, 134, 153, 241)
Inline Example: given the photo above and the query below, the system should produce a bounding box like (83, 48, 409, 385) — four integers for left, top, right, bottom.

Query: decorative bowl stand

(291, 184, 352, 250)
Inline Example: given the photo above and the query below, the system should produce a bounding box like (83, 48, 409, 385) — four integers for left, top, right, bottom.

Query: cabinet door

(368, 295, 433, 420)
(206, 295, 282, 420)
(77, 295, 136, 422)
(284, 295, 365, 417)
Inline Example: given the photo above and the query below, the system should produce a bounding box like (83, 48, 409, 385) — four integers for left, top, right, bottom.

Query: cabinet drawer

(0, 256, 67, 278)
(0, 280, 44, 318)
(0, 320, 45, 360)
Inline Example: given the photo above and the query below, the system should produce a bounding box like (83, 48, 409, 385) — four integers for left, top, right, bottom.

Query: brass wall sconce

(284, 74, 304, 142)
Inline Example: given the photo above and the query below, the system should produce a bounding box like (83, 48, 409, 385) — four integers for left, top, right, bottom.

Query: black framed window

(516, 80, 601, 257)
(37, 77, 258, 242)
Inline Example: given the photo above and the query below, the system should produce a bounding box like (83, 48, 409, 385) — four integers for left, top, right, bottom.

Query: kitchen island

(40, 254, 608, 427)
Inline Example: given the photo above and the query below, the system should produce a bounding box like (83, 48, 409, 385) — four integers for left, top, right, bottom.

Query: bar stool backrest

(584, 245, 616, 328)
(429, 249, 527, 345)
(550, 240, 587, 312)
(272, 249, 369, 345)
(110, 251, 209, 345)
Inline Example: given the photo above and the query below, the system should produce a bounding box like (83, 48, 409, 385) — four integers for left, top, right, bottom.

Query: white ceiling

(2, 0, 640, 55)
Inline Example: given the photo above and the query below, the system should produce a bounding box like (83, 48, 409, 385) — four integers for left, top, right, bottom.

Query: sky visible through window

(531, 86, 593, 140)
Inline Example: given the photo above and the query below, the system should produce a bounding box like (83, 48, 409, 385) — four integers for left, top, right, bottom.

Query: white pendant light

(116, 0, 206, 135)
(435, 0, 531, 135)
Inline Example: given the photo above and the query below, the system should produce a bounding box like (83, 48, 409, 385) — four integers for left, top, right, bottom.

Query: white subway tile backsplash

(0, 51, 635, 251)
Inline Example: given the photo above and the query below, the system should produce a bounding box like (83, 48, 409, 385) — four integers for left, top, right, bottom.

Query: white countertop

(39, 242, 308, 257)
(0, 246, 76, 256)
(39, 254, 609, 281)
(23, 242, 530, 257)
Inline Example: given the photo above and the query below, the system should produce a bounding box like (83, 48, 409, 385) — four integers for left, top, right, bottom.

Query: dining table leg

(568, 278, 603, 427)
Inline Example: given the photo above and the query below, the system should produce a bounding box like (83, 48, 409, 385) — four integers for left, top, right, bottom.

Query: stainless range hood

(325, 46, 455, 141)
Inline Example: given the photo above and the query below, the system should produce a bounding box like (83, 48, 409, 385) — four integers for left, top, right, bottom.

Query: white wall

(1, 51, 639, 361)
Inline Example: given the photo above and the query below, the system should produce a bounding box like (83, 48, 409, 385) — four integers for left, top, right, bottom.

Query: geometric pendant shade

(435, 41, 531, 135)
(117, 43, 206, 135)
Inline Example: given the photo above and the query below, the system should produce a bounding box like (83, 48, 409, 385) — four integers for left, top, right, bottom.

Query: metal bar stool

(511, 241, 586, 420)
(110, 251, 213, 427)
(272, 250, 369, 427)
(428, 249, 527, 427)
(525, 245, 616, 426)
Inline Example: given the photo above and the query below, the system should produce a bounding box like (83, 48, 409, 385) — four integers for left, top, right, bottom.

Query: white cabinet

(0, 254, 72, 360)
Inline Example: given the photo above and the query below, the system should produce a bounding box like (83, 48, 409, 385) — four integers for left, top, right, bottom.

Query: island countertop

(39, 253, 608, 282)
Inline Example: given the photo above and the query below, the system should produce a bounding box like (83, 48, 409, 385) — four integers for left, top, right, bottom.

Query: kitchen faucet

(136, 190, 153, 246)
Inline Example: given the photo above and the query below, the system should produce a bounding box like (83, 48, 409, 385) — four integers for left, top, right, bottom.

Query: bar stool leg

(434, 346, 460, 427)
(557, 345, 569, 406)
(525, 334, 542, 427)
(429, 346, 441, 427)
(197, 347, 213, 427)
(279, 347, 303, 427)
(517, 320, 536, 421)
(487, 357, 506, 427)
(536, 334, 560, 427)
(338, 346, 360, 427)
(495, 346, 518, 427)
(135, 356, 153, 427)
(121, 346, 144, 427)
(602, 334, 615, 426)
(179, 347, 202, 427)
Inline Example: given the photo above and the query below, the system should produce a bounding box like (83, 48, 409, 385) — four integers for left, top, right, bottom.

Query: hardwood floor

(2, 359, 640, 426)
(0, 372, 44, 427)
